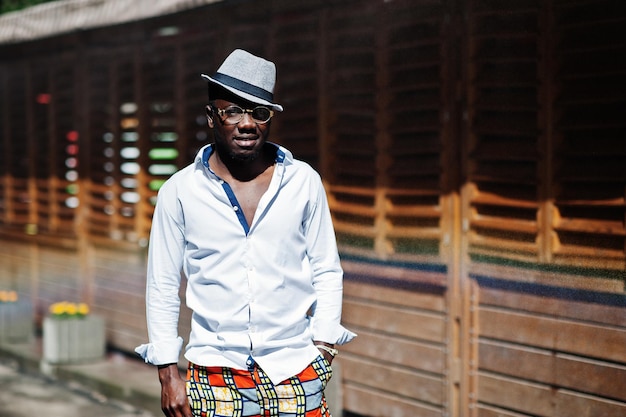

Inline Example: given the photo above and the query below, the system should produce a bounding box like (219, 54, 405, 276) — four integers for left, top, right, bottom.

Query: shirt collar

(199, 142, 288, 169)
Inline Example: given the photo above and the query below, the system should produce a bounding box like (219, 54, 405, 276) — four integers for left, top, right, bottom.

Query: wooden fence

(0, 0, 624, 416)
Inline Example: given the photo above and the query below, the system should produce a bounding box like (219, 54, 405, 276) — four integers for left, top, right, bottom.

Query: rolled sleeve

(135, 336, 184, 364)
(311, 320, 356, 345)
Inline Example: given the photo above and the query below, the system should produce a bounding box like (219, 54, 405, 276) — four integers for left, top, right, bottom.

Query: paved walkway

(0, 338, 162, 416)
(0, 359, 157, 417)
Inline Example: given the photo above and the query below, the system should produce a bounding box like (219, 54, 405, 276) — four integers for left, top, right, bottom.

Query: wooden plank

(478, 340, 555, 385)
(341, 330, 445, 374)
(555, 353, 626, 403)
(478, 373, 553, 416)
(93, 266, 145, 290)
(92, 286, 145, 312)
(479, 307, 626, 363)
(476, 404, 534, 417)
(343, 260, 447, 287)
(479, 285, 626, 327)
(555, 389, 626, 417)
(340, 355, 444, 405)
(479, 340, 626, 401)
(344, 280, 446, 311)
(344, 384, 442, 417)
(343, 299, 446, 343)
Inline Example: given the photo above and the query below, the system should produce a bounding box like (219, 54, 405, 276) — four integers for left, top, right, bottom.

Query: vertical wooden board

(344, 384, 442, 417)
(477, 373, 553, 416)
(341, 330, 445, 374)
(340, 355, 444, 405)
(343, 299, 446, 343)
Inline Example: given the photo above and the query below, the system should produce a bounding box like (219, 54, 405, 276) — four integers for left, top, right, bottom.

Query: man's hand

(158, 364, 192, 417)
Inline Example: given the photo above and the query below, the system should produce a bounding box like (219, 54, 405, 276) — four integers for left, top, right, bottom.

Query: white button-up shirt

(136, 143, 355, 383)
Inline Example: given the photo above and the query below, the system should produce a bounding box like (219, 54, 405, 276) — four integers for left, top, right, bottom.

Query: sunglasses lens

(223, 106, 244, 123)
(216, 105, 273, 124)
(251, 107, 272, 123)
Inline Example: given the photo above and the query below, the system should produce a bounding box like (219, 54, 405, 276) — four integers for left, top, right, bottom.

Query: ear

(205, 105, 214, 128)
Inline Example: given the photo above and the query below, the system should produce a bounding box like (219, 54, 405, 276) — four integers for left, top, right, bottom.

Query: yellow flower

(49, 301, 90, 318)
(50, 302, 67, 316)
(65, 303, 78, 315)
(77, 303, 90, 316)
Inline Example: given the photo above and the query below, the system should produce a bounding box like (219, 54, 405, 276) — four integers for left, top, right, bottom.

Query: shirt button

(233, 206, 239, 211)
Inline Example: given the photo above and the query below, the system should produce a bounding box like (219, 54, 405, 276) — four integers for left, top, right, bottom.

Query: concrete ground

(0, 359, 157, 417)
(0, 337, 344, 417)
(0, 338, 163, 417)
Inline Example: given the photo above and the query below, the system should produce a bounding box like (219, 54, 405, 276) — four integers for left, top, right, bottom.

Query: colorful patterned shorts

(186, 355, 333, 417)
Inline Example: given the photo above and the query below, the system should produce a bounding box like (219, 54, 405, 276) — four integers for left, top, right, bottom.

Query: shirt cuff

(135, 336, 184, 365)
(312, 322, 357, 346)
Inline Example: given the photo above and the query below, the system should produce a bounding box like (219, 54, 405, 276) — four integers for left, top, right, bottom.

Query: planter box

(0, 301, 33, 343)
(43, 315, 105, 364)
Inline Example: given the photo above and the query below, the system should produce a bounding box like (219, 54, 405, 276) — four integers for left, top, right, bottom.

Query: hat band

(212, 72, 274, 103)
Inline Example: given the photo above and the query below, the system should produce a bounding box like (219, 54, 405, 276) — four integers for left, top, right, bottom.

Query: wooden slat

(471, 263, 624, 293)
(555, 354, 626, 402)
(478, 285, 626, 327)
(343, 260, 447, 287)
(471, 211, 538, 234)
(343, 383, 442, 417)
(340, 355, 444, 405)
(476, 404, 534, 417)
(343, 299, 446, 343)
(554, 389, 626, 416)
(478, 373, 554, 416)
(479, 307, 626, 363)
(341, 330, 445, 375)
(344, 280, 446, 311)
(479, 340, 626, 401)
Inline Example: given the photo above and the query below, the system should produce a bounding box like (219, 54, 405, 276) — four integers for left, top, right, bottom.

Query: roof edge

(0, 0, 223, 45)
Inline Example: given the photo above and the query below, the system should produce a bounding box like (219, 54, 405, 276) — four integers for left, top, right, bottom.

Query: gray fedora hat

(201, 49, 283, 112)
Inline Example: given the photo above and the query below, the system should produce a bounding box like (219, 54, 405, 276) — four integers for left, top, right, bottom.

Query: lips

(233, 136, 258, 147)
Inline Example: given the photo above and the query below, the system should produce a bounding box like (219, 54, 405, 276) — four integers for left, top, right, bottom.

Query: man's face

(208, 99, 271, 162)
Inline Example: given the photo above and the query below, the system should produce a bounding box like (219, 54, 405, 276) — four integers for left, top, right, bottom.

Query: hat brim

(201, 74, 283, 112)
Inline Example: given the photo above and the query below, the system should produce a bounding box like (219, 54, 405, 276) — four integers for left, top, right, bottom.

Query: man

(136, 49, 355, 417)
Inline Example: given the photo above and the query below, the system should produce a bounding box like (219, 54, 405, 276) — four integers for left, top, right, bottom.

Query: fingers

(160, 375, 193, 417)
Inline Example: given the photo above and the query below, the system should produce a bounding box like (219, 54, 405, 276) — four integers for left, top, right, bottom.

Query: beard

(229, 150, 260, 162)
(213, 140, 261, 163)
